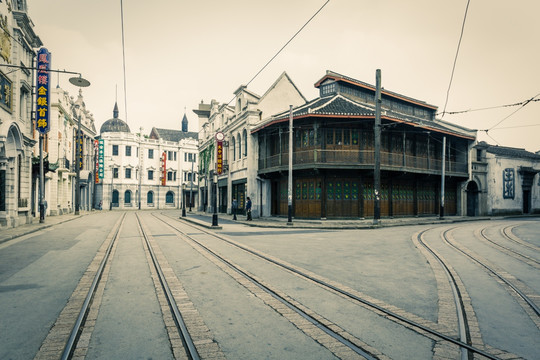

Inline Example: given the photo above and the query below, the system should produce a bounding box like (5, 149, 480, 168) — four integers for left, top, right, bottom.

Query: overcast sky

(29, 0, 539, 151)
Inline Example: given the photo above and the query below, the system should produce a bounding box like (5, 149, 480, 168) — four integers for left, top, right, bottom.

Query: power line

(120, 0, 129, 123)
(441, 0, 471, 118)
(487, 92, 540, 131)
(226, 0, 331, 106)
(437, 97, 540, 115)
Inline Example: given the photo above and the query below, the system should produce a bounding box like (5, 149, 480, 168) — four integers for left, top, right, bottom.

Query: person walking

(232, 198, 237, 221)
(246, 197, 252, 221)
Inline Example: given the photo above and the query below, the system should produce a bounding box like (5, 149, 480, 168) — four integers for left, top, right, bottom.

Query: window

(126, 146, 131, 156)
(232, 137, 236, 161)
(113, 167, 119, 179)
(125, 168, 132, 179)
(168, 151, 173, 161)
(147, 191, 154, 204)
(124, 190, 132, 204)
(174, 152, 177, 161)
(243, 129, 248, 156)
(167, 171, 173, 181)
(237, 134, 242, 159)
(148, 149, 154, 159)
(112, 190, 119, 204)
(476, 149, 482, 162)
(112, 145, 119, 156)
(148, 170, 154, 180)
(166, 191, 174, 204)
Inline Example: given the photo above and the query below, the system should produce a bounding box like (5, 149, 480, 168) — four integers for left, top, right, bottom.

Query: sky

(28, 0, 540, 151)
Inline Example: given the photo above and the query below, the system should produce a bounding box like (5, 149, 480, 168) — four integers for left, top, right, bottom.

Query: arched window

(243, 129, 247, 156)
(112, 190, 119, 205)
(166, 191, 174, 204)
(232, 136, 236, 161)
(237, 134, 242, 159)
(147, 191, 154, 204)
(124, 190, 132, 204)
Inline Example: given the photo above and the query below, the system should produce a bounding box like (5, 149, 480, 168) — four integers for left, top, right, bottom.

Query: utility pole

(288, 105, 293, 224)
(373, 69, 382, 225)
(440, 136, 446, 219)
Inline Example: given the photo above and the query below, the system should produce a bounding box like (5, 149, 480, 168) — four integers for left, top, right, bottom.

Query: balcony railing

(259, 149, 467, 175)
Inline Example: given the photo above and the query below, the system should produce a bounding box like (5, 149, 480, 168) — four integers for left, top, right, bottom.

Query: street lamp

(70, 76, 90, 216)
(212, 172, 218, 227)
(181, 183, 186, 217)
(109, 160, 115, 211)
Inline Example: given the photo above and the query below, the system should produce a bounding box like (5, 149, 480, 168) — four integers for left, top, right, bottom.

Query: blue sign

(35, 48, 51, 134)
(98, 139, 104, 178)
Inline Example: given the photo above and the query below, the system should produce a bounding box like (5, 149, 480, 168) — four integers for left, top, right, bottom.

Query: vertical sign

(78, 133, 84, 170)
(35, 48, 51, 134)
(215, 132, 224, 175)
(94, 140, 99, 183)
(160, 152, 167, 186)
(98, 139, 104, 178)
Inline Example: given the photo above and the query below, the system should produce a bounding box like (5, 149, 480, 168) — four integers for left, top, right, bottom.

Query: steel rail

(160, 213, 501, 360)
(61, 212, 126, 360)
(502, 225, 540, 252)
(135, 213, 200, 360)
(153, 213, 377, 359)
(445, 227, 540, 318)
(480, 226, 540, 267)
(417, 229, 471, 360)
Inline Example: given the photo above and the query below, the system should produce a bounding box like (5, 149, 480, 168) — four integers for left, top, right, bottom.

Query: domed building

(96, 104, 198, 210)
(100, 103, 131, 134)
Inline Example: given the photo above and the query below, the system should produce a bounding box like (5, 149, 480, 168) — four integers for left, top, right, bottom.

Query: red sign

(216, 141, 223, 174)
(160, 152, 167, 186)
(94, 140, 99, 184)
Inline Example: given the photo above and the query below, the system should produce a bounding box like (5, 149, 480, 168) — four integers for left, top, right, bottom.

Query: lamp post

(70, 76, 90, 216)
(109, 159, 115, 210)
(212, 172, 218, 227)
(181, 183, 186, 217)
(189, 160, 193, 211)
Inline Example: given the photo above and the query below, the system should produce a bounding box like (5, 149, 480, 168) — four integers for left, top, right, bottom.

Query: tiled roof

(486, 145, 540, 160)
(261, 94, 474, 139)
(152, 128, 198, 142)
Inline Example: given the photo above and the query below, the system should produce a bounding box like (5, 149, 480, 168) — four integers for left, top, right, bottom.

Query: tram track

(35, 212, 220, 360)
(159, 212, 503, 360)
(476, 225, 540, 270)
(444, 227, 540, 328)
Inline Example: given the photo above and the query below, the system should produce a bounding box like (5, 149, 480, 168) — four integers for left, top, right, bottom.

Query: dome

(100, 102, 131, 134)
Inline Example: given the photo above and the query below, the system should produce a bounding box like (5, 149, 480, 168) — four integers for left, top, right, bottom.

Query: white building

(96, 105, 198, 210)
(0, 1, 42, 228)
(469, 142, 540, 216)
(35, 87, 97, 216)
(194, 72, 306, 217)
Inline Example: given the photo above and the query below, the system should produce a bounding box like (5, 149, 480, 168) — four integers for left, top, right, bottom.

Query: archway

(466, 181, 479, 216)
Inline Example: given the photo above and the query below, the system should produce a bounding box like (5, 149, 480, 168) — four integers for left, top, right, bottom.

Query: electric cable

(441, 0, 471, 118)
(226, 0, 330, 106)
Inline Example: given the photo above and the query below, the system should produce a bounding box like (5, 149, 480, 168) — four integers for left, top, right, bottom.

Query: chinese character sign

(216, 140, 223, 175)
(98, 139, 104, 179)
(0, 70, 12, 113)
(161, 152, 167, 186)
(35, 48, 51, 134)
(78, 134, 84, 170)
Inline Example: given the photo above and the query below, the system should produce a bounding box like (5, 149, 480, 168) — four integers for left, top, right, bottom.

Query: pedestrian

(98, 200, 102, 210)
(246, 197, 252, 221)
(232, 198, 237, 220)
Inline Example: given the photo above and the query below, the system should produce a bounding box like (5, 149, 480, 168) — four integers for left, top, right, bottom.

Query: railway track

(35, 212, 211, 360)
(161, 212, 505, 360)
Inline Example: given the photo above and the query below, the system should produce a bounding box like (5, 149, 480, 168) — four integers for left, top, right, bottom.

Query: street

(1, 211, 538, 360)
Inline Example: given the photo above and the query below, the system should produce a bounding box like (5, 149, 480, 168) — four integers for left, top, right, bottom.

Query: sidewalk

(177, 210, 494, 230)
(0, 213, 85, 244)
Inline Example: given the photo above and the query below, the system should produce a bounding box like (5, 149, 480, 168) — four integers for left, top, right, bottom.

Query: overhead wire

(120, 0, 129, 123)
(226, 0, 331, 106)
(441, 0, 471, 118)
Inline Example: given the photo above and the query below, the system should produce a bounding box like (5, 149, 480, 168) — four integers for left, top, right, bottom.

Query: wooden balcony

(258, 149, 468, 177)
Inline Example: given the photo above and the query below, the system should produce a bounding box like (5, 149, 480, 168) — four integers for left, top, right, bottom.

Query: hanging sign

(98, 139, 104, 178)
(35, 48, 51, 134)
(95, 140, 99, 183)
(160, 152, 167, 186)
(215, 132, 224, 175)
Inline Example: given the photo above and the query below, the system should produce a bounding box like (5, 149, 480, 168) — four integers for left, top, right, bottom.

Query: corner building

(254, 71, 477, 218)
